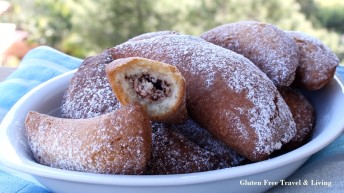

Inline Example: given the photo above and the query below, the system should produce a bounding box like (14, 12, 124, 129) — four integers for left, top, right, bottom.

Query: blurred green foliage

(298, 0, 344, 34)
(2, 0, 344, 63)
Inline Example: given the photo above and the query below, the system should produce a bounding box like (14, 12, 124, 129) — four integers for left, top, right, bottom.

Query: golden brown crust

(25, 103, 152, 174)
(278, 87, 315, 150)
(111, 34, 296, 161)
(105, 57, 188, 124)
(286, 31, 339, 90)
(201, 21, 299, 87)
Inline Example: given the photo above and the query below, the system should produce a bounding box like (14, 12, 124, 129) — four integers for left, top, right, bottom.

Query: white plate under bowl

(0, 70, 344, 193)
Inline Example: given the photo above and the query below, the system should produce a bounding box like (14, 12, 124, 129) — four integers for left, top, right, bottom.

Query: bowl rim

(0, 70, 344, 187)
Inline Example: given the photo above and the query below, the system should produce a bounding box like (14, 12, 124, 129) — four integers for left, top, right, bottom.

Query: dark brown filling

(126, 74, 171, 102)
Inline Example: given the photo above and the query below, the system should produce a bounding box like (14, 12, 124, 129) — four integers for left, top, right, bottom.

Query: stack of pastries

(25, 21, 339, 175)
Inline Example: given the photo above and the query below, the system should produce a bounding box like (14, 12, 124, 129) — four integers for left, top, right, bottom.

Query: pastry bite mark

(106, 57, 188, 124)
(25, 103, 152, 175)
(125, 73, 171, 102)
(61, 34, 179, 120)
(111, 34, 296, 161)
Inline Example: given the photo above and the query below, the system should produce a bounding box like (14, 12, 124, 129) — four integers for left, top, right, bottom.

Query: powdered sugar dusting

(26, 105, 151, 174)
(113, 34, 296, 160)
(61, 50, 121, 119)
(286, 30, 339, 90)
(201, 21, 299, 87)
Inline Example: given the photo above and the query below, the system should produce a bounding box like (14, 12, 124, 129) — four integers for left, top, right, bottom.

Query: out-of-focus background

(1, 0, 344, 67)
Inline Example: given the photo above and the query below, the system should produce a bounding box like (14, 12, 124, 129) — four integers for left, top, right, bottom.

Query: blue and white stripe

(0, 46, 82, 121)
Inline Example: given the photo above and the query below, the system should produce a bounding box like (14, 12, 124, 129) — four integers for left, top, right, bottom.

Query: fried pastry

(110, 34, 296, 161)
(201, 21, 299, 87)
(105, 57, 187, 124)
(146, 123, 221, 174)
(25, 103, 152, 174)
(278, 87, 315, 150)
(286, 31, 339, 90)
(170, 119, 246, 168)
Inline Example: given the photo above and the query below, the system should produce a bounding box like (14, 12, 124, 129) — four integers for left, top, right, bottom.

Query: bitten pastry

(61, 48, 121, 119)
(201, 21, 299, 87)
(286, 31, 339, 90)
(105, 57, 188, 124)
(25, 103, 152, 174)
(278, 87, 315, 150)
(111, 34, 296, 161)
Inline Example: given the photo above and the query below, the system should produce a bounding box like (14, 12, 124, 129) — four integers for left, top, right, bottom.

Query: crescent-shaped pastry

(286, 31, 339, 90)
(110, 34, 296, 161)
(105, 57, 188, 124)
(201, 21, 299, 87)
(25, 103, 152, 174)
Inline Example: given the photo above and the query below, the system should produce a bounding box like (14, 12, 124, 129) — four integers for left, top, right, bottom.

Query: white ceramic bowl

(0, 70, 344, 193)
